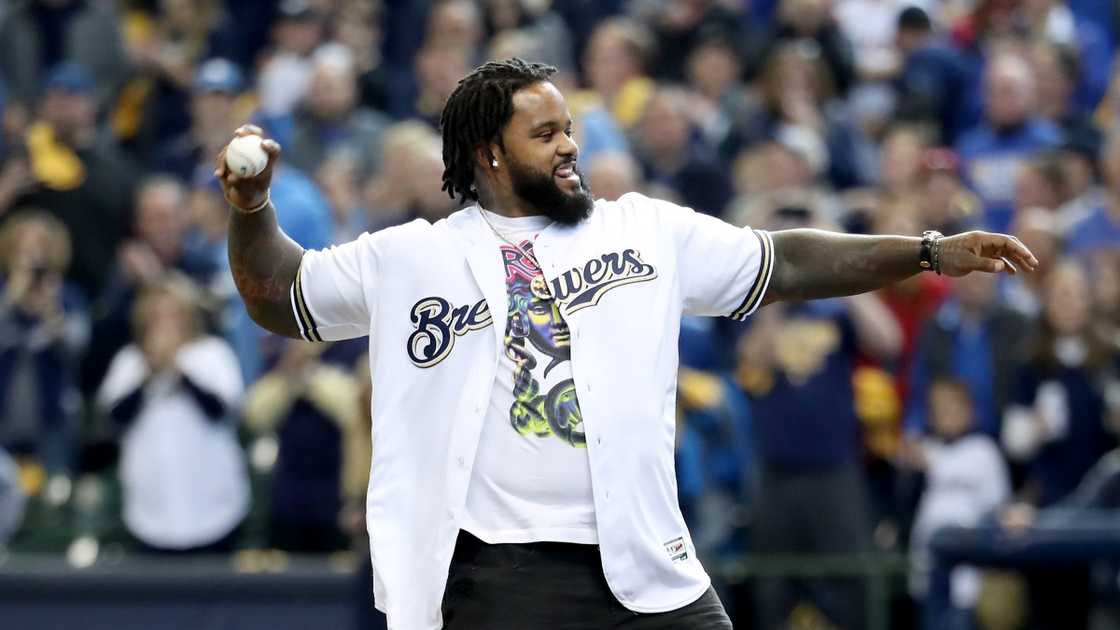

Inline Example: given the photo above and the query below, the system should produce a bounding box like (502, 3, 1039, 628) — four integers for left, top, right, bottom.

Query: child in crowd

(97, 275, 246, 553)
(906, 377, 1010, 628)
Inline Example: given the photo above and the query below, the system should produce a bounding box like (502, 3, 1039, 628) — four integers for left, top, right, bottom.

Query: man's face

(498, 82, 593, 225)
(308, 64, 356, 120)
(986, 64, 1032, 128)
(584, 28, 635, 96)
(137, 184, 186, 261)
(43, 90, 95, 146)
(191, 91, 235, 137)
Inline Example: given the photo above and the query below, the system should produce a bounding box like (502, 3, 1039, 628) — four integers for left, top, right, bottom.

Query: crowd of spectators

(1, 0, 1119, 628)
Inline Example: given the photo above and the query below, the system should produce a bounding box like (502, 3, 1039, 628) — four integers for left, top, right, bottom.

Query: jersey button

(457, 456, 466, 469)
(597, 437, 602, 446)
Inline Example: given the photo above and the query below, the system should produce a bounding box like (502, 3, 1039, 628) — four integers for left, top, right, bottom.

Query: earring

(491, 160, 499, 168)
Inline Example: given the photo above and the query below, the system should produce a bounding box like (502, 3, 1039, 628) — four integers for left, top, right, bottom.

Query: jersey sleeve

(651, 196, 774, 320)
(290, 231, 380, 341)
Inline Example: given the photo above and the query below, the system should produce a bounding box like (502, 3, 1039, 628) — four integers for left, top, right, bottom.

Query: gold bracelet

(231, 192, 271, 214)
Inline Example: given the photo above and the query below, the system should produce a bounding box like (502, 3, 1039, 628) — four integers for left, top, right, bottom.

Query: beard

(506, 157, 594, 226)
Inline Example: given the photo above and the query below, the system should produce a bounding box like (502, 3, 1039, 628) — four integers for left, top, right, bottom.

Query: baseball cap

(277, 0, 320, 21)
(193, 58, 244, 94)
(898, 6, 932, 31)
(43, 63, 94, 94)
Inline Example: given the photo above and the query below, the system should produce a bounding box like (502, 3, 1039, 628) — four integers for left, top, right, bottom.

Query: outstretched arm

(762, 229, 1038, 305)
(217, 125, 304, 338)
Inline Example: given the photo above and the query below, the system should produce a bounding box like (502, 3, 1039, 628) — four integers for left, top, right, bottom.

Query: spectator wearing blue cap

(0, 0, 128, 121)
(11, 62, 135, 299)
(157, 58, 245, 182)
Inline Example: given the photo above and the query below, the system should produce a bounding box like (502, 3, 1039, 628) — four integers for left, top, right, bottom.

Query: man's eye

(564, 128, 573, 137)
(539, 132, 553, 141)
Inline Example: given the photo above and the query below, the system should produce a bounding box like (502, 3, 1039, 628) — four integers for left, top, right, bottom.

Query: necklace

(479, 207, 553, 300)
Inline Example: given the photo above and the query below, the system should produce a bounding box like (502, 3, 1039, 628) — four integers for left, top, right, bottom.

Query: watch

(919, 230, 943, 274)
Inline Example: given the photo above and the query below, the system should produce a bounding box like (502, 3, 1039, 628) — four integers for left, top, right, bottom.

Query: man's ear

(487, 139, 506, 169)
(473, 145, 492, 170)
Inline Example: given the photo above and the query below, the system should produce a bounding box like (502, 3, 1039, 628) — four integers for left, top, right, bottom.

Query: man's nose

(558, 132, 579, 158)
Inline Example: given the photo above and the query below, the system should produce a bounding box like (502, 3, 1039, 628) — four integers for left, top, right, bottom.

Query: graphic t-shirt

(462, 211, 597, 544)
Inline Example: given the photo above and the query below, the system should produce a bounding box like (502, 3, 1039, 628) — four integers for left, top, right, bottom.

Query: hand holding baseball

(215, 124, 280, 212)
(936, 231, 1039, 277)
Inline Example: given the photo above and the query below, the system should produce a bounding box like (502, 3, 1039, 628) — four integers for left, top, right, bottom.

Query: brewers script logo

(406, 248, 657, 367)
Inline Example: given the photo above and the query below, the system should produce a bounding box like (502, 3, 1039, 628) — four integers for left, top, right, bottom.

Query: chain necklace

(478, 207, 553, 300)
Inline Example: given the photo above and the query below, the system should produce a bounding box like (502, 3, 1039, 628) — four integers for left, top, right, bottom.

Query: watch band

(920, 230, 943, 274)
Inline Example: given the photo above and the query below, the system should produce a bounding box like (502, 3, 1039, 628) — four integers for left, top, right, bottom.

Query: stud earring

(491, 160, 499, 168)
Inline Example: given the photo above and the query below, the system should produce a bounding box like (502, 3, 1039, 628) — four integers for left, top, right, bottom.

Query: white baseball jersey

(291, 192, 774, 630)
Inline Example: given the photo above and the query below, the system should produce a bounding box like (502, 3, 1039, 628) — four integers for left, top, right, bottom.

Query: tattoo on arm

(228, 203, 305, 338)
(763, 229, 922, 304)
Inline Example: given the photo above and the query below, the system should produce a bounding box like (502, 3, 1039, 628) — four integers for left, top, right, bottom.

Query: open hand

(214, 125, 281, 211)
(937, 231, 1039, 277)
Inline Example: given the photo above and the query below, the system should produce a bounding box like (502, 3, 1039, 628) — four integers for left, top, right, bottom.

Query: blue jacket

(956, 119, 1063, 232)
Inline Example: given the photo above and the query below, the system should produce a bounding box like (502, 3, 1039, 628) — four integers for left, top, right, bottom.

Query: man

(955, 53, 1063, 233)
(0, 0, 128, 118)
(216, 59, 1036, 629)
(893, 6, 972, 145)
(14, 62, 135, 298)
(158, 58, 245, 182)
(905, 271, 1031, 439)
(80, 176, 218, 396)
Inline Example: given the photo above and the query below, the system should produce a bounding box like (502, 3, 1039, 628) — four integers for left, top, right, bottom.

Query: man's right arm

(218, 125, 303, 339)
(228, 202, 304, 338)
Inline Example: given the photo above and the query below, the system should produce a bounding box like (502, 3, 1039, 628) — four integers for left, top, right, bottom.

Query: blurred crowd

(0, 0, 1119, 628)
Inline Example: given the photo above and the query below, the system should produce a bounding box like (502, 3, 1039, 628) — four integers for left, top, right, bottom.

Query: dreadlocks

(440, 58, 557, 203)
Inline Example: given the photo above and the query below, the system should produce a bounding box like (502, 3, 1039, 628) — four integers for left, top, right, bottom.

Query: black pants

(441, 531, 732, 629)
(751, 463, 870, 630)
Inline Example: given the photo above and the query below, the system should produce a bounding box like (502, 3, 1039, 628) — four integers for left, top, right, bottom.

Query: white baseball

(225, 134, 269, 177)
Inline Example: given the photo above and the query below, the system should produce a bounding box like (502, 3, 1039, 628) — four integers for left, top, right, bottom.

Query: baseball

(225, 134, 269, 177)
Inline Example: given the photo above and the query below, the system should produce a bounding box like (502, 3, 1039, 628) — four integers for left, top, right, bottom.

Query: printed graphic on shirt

(502, 240, 585, 447)
(774, 319, 841, 383)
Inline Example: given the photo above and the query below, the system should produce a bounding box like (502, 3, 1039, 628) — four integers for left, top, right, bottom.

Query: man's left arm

(762, 229, 1038, 305)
